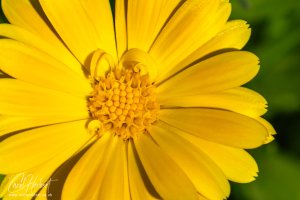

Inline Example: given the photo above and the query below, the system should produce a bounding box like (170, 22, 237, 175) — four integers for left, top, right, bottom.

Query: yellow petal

(114, 0, 127, 59)
(0, 120, 91, 174)
(97, 139, 130, 200)
(80, 0, 117, 61)
(181, 133, 259, 183)
(128, 142, 160, 200)
(89, 49, 114, 79)
(157, 51, 259, 96)
(150, 0, 231, 82)
(0, 24, 84, 77)
(0, 136, 86, 199)
(35, 186, 48, 200)
(0, 79, 89, 117)
(134, 134, 198, 200)
(127, 0, 180, 51)
(119, 49, 158, 81)
(39, 0, 113, 64)
(0, 40, 91, 96)
(62, 134, 117, 200)
(150, 122, 230, 200)
(256, 117, 276, 144)
(1, 173, 46, 199)
(198, 194, 209, 200)
(170, 20, 251, 76)
(159, 108, 268, 149)
(0, 176, 15, 198)
(0, 115, 85, 137)
(159, 87, 267, 117)
(2, 0, 63, 47)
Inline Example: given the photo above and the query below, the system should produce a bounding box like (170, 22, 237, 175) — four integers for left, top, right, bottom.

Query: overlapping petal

(0, 40, 91, 96)
(0, 120, 91, 174)
(0, 24, 84, 77)
(127, 0, 180, 51)
(256, 117, 276, 143)
(2, 0, 64, 47)
(157, 51, 259, 96)
(0, 141, 89, 199)
(150, 122, 230, 200)
(134, 134, 198, 200)
(167, 20, 251, 78)
(151, 0, 231, 82)
(159, 87, 267, 117)
(0, 115, 85, 137)
(181, 133, 259, 183)
(128, 142, 160, 200)
(114, 0, 127, 58)
(159, 108, 269, 149)
(62, 134, 130, 200)
(0, 79, 89, 117)
(39, 0, 117, 64)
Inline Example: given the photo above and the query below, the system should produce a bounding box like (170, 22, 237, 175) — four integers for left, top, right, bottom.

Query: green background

(1, 0, 300, 199)
(230, 0, 300, 199)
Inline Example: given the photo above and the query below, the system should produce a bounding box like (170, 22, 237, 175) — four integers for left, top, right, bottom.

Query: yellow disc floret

(88, 67, 159, 140)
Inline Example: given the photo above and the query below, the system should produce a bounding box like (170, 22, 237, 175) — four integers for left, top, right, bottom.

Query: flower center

(87, 51, 159, 140)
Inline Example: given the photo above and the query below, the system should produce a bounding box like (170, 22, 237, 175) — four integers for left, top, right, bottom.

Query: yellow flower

(0, 0, 275, 199)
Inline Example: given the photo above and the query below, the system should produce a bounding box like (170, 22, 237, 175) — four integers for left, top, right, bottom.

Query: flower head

(0, 0, 275, 199)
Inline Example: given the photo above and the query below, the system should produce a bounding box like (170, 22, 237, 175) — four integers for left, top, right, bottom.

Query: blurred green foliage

(231, 0, 300, 199)
(231, 144, 300, 200)
(0, 0, 300, 200)
(232, 0, 300, 116)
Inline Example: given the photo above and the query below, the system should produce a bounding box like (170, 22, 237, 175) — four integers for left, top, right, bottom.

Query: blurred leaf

(273, 112, 300, 157)
(231, 143, 300, 200)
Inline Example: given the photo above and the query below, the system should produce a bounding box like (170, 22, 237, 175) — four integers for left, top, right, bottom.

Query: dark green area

(0, 0, 7, 23)
(230, 0, 300, 199)
(1, 0, 300, 199)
